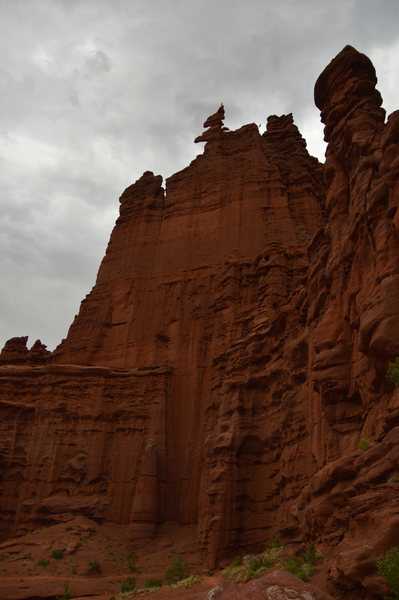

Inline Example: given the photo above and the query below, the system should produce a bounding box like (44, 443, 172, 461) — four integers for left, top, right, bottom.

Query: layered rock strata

(0, 363, 170, 541)
(1, 45, 399, 599)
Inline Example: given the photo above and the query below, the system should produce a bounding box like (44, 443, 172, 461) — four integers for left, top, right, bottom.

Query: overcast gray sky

(1, 0, 398, 351)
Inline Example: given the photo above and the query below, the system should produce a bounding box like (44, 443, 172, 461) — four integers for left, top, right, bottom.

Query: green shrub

(169, 574, 201, 589)
(224, 551, 271, 582)
(51, 548, 66, 560)
(118, 576, 136, 593)
(283, 555, 315, 581)
(247, 554, 271, 577)
(36, 558, 49, 567)
(302, 543, 323, 565)
(265, 528, 281, 550)
(165, 554, 190, 585)
(282, 546, 321, 582)
(376, 547, 399, 599)
(358, 438, 371, 451)
(87, 560, 102, 574)
(386, 358, 399, 388)
(127, 551, 139, 573)
(144, 577, 162, 588)
(56, 581, 71, 600)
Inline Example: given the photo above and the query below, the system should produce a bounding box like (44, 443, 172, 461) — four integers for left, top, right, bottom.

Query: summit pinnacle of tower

(194, 103, 228, 144)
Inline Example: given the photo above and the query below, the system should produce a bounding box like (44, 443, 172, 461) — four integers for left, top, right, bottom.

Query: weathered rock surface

(0, 363, 170, 540)
(205, 571, 335, 600)
(0, 336, 50, 365)
(1, 45, 399, 599)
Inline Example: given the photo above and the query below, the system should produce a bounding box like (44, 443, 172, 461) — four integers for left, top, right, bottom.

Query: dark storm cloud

(1, 0, 398, 350)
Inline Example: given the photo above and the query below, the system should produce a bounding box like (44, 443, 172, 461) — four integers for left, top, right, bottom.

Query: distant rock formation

(0, 336, 50, 365)
(1, 46, 399, 599)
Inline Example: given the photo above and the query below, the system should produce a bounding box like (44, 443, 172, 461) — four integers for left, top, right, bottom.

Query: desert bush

(170, 574, 201, 588)
(144, 577, 162, 588)
(127, 551, 139, 573)
(223, 551, 271, 582)
(87, 560, 102, 574)
(376, 547, 399, 599)
(118, 576, 136, 593)
(358, 438, 371, 451)
(224, 540, 319, 583)
(247, 554, 271, 578)
(283, 555, 315, 581)
(302, 543, 323, 565)
(165, 553, 190, 585)
(51, 548, 66, 560)
(265, 528, 281, 549)
(282, 544, 322, 582)
(56, 581, 71, 600)
(386, 358, 399, 388)
(36, 557, 49, 567)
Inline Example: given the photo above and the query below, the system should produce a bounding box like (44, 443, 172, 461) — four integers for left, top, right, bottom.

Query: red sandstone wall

(49, 110, 324, 562)
(1, 45, 399, 598)
(0, 364, 170, 541)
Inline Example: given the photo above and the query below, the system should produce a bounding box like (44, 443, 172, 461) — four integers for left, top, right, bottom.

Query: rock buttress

(293, 45, 399, 597)
(31, 115, 323, 563)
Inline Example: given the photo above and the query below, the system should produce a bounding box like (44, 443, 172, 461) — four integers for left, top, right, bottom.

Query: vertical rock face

(1, 45, 399, 598)
(293, 46, 399, 596)
(49, 110, 324, 563)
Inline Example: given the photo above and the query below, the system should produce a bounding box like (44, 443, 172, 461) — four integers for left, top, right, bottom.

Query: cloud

(0, 0, 398, 350)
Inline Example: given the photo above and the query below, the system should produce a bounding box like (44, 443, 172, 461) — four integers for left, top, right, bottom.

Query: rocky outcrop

(289, 44, 399, 599)
(206, 571, 335, 600)
(1, 45, 399, 599)
(0, 337, 50, 365)
(194, 103, 228, 143)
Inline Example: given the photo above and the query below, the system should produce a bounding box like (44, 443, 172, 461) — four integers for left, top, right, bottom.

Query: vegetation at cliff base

(376, 547, 399, 599)
(165, 553, 190, 585)
(118, 576, 136, 593)
(223, 536, 322, 583)
(169, 574, 201, 588)
(56, 581, 71, 600)
(144, 577, 163, 589)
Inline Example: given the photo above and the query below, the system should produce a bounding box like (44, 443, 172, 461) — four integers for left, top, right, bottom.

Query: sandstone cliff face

(50, 107, 324, 563)
(294, 45, 399, 597)
(0, 363, 170, 542)
(1, 45, 399, 599)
